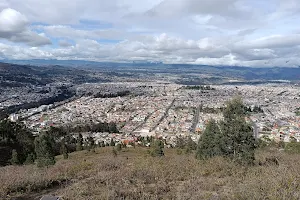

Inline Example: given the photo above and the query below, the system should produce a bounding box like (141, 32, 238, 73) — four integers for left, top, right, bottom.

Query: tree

(24, 153, 35, 164)
(150, 140, 164, 157)
(116, 143, 122, 151)
(60, 138, 68, 159)
(10, 149, 19, 165)
(175, 136, 186, 149)
(0, 119, 35, 165)
(186, 137, 197, 151)
(196, 119, 222, 159)
(87, 136, 95, 152)
(34, 133, 56, 167)
(76, 133, 83, 151)
(196, 97, 257, 164)
(110, 138, 115, 147)
(220, 97, 256, 164)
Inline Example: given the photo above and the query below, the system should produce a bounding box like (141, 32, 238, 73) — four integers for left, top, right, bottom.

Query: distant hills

(0, 60, 300, 84)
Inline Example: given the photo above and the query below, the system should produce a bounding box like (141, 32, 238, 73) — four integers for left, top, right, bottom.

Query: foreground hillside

(1, 147, 300, 200)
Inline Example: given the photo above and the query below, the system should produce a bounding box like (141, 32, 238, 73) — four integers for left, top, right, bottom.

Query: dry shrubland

(1, 147, 300, 200)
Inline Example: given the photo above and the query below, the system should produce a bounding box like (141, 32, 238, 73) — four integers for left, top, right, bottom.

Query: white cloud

(0, 0, 300, 67)
(0, 8, 51, 46)
(0, 8, 28, 35)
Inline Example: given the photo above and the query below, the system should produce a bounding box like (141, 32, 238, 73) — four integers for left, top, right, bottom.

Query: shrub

(150, 140, 164, 157)
(10, 149, 19, 165)
(285, 142, 300, 154)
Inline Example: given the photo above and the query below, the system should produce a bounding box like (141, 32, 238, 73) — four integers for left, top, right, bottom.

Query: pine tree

(196, 97, 257, 164)
(24, 153, 35, 164)
(34, 133, 56, 167)
(60, 138, 68, 159)
(150, 140, 164, 157)
(10, 149, 19, 165)
(76, 133, 83, 151)
(196, 119, 222, 159)
(186, 137, 197, 150)
(220, 97, 256, 163)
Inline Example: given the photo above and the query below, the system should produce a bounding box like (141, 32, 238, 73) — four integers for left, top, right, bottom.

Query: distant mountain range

(1, 59, 300, 83)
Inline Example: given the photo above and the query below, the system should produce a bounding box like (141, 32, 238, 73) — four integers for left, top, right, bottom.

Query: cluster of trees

(94, 90, 130, 98)
(70, 122, 119, 134)
(0, 119, 120, 167)
(200, 106, 223, 114)
(175, 136, 197, 154)
(0, 119, 35, 166)
(196, 97, 257, 164)
(46, 122, 119, 135)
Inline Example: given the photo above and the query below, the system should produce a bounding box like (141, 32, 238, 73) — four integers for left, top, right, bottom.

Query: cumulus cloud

(0, 0, 300, 67)
(0, 8, 51, 46)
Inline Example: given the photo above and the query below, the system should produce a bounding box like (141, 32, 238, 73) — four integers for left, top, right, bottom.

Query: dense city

(3, 81, 299, 147)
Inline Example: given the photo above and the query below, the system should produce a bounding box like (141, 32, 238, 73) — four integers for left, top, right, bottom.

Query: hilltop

(1, 146, 300, 200)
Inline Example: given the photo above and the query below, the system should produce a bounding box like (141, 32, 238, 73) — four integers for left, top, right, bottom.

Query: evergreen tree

(34, 133, 56, 167)
(87, 136, 95, 152)
(150, 140, 164, 157)
(10, 149, 19, 165)
(175, 136, 186, 149)
(196, 97, 257, 164)
(60, 138, 68, 159)
(24, 153, 35, 164)
(186, 137, 197, 150)
(76, 133, 83, 151)
(0, 119, 35, 165)
(220, 97, 256, 163)
(196, 119, 222, 159)
(110, 138, 115, 147)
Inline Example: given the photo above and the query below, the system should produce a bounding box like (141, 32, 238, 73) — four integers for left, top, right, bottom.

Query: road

(191, 105, 201, 133)
(150, 98, 176, 132)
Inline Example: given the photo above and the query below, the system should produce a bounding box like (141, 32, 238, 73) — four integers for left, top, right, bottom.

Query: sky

(0, 0, 300, 67)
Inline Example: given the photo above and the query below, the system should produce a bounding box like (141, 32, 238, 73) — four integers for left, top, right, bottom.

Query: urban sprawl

(3, 82, 300, 146)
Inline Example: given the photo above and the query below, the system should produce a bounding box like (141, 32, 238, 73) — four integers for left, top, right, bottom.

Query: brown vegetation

(1, 147, 300, 200)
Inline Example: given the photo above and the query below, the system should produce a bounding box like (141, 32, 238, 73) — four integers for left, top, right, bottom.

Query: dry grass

(1, 147, 300, 200)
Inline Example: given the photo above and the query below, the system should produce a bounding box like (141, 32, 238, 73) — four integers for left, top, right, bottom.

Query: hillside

(0, 62, 110, 87)
(1, 147, 300, 200)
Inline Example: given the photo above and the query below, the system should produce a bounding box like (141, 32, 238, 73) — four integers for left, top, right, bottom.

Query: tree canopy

(196, 97, 257, 164)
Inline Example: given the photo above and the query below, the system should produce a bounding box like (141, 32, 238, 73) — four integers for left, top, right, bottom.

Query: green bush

(285, 142, 300, 154)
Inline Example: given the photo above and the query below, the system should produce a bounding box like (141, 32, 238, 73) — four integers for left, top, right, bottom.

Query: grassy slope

(1, 147, 300, 200)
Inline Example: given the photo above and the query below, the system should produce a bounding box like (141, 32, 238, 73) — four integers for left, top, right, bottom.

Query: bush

(285, 142, 300, 154)
(150, 140, 164, 157)
(10, 149, 19, 165)
(116, 144, 122, 151)
(24, 153, 35, 164)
